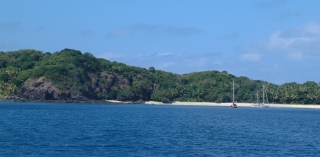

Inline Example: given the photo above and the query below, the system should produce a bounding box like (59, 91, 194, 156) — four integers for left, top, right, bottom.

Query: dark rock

(12, 71, 142, 103)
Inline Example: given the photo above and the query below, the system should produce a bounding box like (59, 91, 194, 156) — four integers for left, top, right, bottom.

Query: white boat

(231, 80, 237, 108)
(252, 85, 269, 108)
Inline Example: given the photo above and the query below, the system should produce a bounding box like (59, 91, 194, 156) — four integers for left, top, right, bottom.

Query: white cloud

(267, 31, 297, 50)
(268, 31, 318, 51)
(244, 22, 320, 61)
(236, 22, 320, 84)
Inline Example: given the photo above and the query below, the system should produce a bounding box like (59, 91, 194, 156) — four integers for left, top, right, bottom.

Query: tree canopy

(0, 48, 319, 104)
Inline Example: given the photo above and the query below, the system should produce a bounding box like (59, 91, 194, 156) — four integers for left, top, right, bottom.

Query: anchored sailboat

(252, 85, 269, 108)
(231, 80, 237, 108)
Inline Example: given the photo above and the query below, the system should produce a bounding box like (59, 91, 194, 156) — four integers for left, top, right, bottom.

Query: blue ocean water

(1, 102, 320, 156)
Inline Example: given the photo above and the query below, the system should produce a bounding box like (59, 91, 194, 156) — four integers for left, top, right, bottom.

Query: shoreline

(2, 99, 320, 109)
(145, 101, 320, 109)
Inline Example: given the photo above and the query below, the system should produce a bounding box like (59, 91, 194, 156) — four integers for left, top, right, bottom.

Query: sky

(1, 0, 320, 85)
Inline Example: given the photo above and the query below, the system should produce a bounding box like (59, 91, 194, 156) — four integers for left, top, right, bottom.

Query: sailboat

(252, 85, 269, 108)
(231, 80, 237, 108)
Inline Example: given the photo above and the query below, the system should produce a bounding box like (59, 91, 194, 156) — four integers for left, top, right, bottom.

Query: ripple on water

(1, 103, 320, 156)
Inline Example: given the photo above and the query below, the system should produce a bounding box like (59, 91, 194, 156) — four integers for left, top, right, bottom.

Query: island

(1, 48, 320, 107)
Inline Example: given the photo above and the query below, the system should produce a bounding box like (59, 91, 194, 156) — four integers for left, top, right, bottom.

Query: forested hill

(0, 48, 319, 104)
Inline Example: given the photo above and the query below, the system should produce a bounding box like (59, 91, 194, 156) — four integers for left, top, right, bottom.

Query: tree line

(0, 49, 319, 104)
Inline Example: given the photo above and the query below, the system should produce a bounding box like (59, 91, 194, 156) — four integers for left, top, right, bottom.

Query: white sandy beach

(106, 100, 320, 109)
(144, 101, 320, 109)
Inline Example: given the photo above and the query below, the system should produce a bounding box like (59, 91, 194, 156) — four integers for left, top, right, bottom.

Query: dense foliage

(0, 49, 319, 104)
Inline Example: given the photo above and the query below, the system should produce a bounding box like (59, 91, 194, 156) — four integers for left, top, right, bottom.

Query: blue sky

(1, 0, 320, 85)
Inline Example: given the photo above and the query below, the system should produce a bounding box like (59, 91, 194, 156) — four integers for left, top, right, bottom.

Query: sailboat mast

(262, 86, 265, 104)
(233, 80, 234, 102)
(256, 90, 258, 104)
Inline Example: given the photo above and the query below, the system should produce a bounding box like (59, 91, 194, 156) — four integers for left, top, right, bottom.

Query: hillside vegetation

(0, 48, 319, 104)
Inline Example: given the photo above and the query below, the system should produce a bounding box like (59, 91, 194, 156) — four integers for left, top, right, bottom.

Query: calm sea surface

(1, 102, 320, 156)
